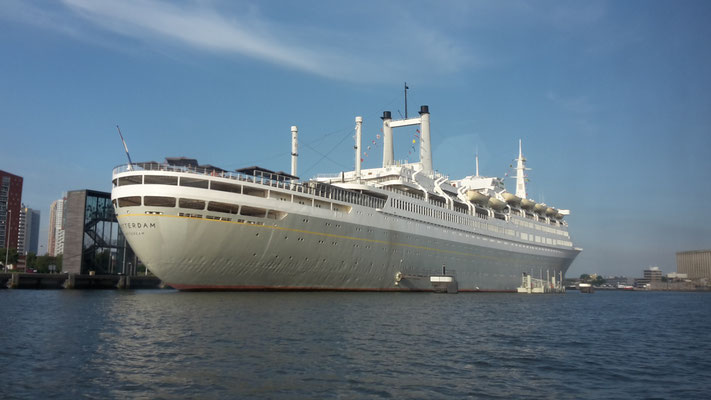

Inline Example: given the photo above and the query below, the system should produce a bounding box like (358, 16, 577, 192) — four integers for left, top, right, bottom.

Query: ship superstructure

(111, 105, 580, 291)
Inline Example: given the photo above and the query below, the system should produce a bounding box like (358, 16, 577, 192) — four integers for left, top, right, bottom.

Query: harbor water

(1, 290, 710, 399)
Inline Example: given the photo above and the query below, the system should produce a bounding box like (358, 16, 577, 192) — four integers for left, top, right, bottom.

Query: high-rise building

(48, 195, 66, 256)
(677, 250, 711, 280)
(18, 205, 40, 255)
(18, 207, 25, 254)
(1, 170, 23, 251)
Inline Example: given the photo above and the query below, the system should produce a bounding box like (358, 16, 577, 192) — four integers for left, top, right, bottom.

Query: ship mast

(475, 150, 480, 177)
(404, 82, 409, 119)
(355, 116, 362, 182)
(291, 126, 298, 177)
(515, 139, 527, 198)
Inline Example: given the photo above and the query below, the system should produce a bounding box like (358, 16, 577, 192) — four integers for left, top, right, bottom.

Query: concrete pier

(0, 273, 9, 288)
(2, 272, 162, 290)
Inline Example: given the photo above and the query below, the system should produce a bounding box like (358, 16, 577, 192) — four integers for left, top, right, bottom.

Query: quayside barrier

(1, 272, 162, 290)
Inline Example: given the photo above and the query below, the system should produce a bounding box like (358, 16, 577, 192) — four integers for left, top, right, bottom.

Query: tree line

(0, 249, 63, 273)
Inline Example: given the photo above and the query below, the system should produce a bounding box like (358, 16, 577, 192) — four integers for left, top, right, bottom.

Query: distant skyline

(2, 0, 710, 277)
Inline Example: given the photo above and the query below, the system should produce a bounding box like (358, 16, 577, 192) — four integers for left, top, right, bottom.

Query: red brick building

(1, 170, 23, 251)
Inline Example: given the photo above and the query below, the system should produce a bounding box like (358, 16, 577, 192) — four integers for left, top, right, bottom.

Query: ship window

(180, 177, 209, 189)
(240, 206, 267, 217)
(243, 187, 267, 198)
(118, 175, 142, 186)
(211, 181, 242, 194)
(144, 196, 176, 207)
(117, 196, 141, 207)
(144, 175, 178, 185)
(208, 201, 239, 214)
(112, 179, 118, 188)
(179, 198, 205, 210)
(314, 200, 330, 209)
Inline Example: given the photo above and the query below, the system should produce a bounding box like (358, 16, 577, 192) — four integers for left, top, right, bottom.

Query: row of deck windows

(391, 197, 572, 248)
(114, 196, 285, 220)
(116, 173, 571, 247)
(115, 174, 384, 208)
(116, 175, 244, 194)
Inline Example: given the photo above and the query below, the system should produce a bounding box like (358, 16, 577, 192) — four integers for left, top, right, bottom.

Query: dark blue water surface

(1, 289, 710, 399)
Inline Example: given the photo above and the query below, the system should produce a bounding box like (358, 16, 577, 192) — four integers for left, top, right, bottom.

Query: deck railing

(113, 163, 386, 209)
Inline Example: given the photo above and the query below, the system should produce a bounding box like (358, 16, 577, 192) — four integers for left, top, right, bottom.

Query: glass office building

(63, 190, 136, 275)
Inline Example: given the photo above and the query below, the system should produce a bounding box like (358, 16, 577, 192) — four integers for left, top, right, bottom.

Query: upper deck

(112, 161, 576, 250)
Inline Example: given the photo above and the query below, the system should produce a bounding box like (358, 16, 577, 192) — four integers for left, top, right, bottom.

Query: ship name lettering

(122, 222, 157, 229)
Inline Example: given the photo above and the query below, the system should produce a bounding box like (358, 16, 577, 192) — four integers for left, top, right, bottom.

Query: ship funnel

(291, 126, 298, 177)
(419, 105, 432, 175)
(382, 111, 394, 167)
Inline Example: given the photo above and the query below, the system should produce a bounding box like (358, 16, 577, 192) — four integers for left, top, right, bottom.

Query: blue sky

(1, 0, 710, 278)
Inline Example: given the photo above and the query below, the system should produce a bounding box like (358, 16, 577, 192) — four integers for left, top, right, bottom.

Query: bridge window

(179, 198, 205, 210)
(240, 206, 267, 217)
(180, 177, 209, 189)
(144, 196, 176, 207)
(118, 176, 142, 186)
(243, 187, 267, 198)
(117, 196, 141, 207)
(208, 201, 240, 214)
(144, 175, 178, 185)
(211, 181, 241, 193)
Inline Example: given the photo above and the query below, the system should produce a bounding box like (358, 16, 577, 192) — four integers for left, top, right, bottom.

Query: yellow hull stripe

(118, 213, 547, 262)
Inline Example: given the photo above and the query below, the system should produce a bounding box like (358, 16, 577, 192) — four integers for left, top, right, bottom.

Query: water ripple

(1, 290, 710, 399)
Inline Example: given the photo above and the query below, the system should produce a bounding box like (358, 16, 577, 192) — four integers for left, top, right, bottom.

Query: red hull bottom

(167, 283, 515, 293)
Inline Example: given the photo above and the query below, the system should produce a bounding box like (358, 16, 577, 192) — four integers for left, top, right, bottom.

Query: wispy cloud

(63, 0, 330, 75)
(3, 0, 477, 83)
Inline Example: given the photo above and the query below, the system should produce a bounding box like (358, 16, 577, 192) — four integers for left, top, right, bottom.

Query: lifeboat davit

(466, 190, 490, 206)
(520, 198, 536, 210)
(488, 197, 506, 211)
(502, 193, 521, 207)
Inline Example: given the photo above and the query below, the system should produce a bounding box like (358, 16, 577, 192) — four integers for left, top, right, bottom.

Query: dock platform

(1, 272, 163, 290)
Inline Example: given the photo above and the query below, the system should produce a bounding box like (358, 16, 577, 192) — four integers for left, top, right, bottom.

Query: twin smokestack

(380, 105, 431, 174)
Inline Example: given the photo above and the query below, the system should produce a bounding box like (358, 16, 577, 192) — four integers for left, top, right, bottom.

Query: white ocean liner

(112, 105, 581, 291)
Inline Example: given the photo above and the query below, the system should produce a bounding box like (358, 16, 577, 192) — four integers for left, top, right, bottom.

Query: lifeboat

(502, 193, 521, 207)
(545, 207, 558, 217)
(488, 197, 506, 211)
(466, 190, 490, 206)
(555, 212, 564, 220)
(520, 198, 536, 210)
(534, 203, 547, 215)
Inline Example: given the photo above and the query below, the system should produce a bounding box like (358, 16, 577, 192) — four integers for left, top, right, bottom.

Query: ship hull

(118, 207, 578, 292)
(112, 163, 580, 292)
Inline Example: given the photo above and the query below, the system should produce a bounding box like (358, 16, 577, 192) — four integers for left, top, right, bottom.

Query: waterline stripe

(118, 213, 550, 263)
